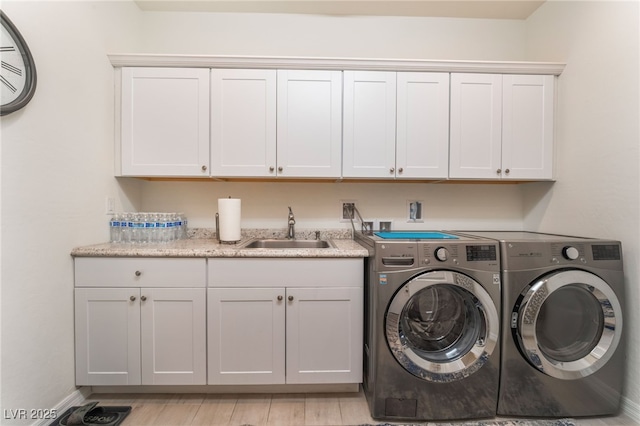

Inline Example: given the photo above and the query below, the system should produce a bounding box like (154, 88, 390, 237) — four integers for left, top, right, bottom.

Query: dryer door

(385, 270, 499, 383)
(515, 269, 623, 380)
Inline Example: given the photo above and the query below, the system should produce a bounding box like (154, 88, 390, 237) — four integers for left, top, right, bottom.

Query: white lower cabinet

(74, 258, 207, 386)
(285, 286, 363, 384)
(207, 258, 364, 385)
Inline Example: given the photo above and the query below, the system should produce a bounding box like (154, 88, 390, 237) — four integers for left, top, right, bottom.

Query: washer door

(385, 270, 499, 383)
(515, 269, 623, 380)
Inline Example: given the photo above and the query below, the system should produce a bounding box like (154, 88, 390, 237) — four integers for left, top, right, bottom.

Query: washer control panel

(417, 243, 498, 269)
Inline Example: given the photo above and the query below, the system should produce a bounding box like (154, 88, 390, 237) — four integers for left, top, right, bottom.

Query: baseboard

(622, 394, 640, 423)
(90, 383, 359, 394)
(31, 387, 91, 426)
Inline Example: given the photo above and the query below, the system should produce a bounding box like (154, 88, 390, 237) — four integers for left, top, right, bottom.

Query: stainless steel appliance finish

(356, 232, 501, 421)
(456, 231, 625, 418)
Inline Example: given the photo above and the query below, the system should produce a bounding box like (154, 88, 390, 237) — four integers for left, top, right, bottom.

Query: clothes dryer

(356, 231, 501, 421)
(457, 231, 625, 418)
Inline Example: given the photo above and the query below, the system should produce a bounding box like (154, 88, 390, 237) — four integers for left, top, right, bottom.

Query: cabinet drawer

(75, 257, 206, 288)
(208, 258, 363, 288)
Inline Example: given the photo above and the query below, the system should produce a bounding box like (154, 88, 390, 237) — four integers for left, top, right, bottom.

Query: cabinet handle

(398, 167, 404, 174)
(277, 295, 283, 301)
(496, 169, 502, 175)
(141, 295, 147, 301)
(278, 166, 283, 172)
(135, 270, 142, 277)
(269, 166, 275, 172)
(505, 168, 510, 174)
(288, 295, 294, 302)
(201, 165, 207, 172)
(390, 167, 395, 174)
(130, 296, 136, 301)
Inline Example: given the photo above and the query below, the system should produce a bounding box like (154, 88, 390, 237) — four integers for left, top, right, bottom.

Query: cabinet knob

(269, 166, 275, 172)
(288, 295, 294, 302)
(278, 166, 283, 172)
(496, 169, 502, 175)
(130, 296, 136, 301)
(398, 167, 404, 174)
(135, 270, 142, 277)
(505, 168, 510, 174)
(201, 165, 207, 172)
(277, 295, 283, 301)
(141, 295, 147, 301)
(390, 167, 395, 174)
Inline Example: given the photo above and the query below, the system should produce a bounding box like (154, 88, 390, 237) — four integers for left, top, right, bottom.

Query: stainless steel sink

(241, 239, 334, 249)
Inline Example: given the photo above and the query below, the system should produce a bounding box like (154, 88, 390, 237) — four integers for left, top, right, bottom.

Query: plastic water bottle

(109, 214, 121, 243)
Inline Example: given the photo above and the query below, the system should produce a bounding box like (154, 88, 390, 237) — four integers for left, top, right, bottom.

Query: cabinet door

(211, 69, 277, 177)
(277, 70, 342, 178)
(75, 288, 141, 386)
(286, 287, 363, 384)
(502, 74, 554, 180)
(343, 71, 397, 178)
(450, 73, 503, 179)
(140, 288, 206, 385)
(396, 72, 450, 179)
(120, 67, 210, 177)
(208, 288, 286, 385)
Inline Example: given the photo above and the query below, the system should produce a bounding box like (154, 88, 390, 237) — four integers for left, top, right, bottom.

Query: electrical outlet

(379, 221, 393, 232)
(340, 200, 357, 222)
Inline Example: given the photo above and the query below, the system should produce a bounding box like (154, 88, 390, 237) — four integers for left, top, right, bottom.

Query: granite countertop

(71, 228, 369, 258)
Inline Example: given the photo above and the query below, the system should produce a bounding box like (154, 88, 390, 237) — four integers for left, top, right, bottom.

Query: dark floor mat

(49, 404, 131, 426)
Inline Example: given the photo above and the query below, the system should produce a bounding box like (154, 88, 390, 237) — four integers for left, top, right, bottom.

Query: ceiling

(133, 0, 546, 20)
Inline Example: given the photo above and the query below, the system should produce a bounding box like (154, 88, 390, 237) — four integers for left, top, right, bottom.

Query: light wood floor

(85, 389, 636, 426)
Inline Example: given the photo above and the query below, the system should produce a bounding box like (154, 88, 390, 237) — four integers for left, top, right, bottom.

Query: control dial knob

(435, 247, 449, 262)
(562, 246, 580, 260)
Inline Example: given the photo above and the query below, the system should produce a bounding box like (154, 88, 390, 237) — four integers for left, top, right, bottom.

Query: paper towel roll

(218, 198, 242, 242)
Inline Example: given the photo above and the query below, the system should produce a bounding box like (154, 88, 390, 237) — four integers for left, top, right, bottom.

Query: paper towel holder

(215, 213, 221, 243)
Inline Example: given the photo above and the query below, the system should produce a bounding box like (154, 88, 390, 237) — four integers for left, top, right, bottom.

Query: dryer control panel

(503, 240, 623, 270)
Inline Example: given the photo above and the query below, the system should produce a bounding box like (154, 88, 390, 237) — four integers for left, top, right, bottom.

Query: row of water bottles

(109, 212, 188, 244)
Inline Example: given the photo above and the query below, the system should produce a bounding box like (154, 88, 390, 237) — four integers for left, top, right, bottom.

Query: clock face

(0, 11, 36, 115)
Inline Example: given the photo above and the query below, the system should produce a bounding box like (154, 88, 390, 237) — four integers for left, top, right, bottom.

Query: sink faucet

(287, 206, 296, 239)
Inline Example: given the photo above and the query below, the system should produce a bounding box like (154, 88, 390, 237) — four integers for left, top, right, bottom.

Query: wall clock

(0, 10, 37, 116)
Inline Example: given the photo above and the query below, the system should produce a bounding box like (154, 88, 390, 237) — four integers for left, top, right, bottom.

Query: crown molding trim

(107, 54, 565, 75)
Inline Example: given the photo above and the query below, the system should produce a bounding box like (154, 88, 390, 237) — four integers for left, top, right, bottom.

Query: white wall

(0, 2, 142, 423)
(138, 11, 527, 60)
(523, 0, 640, 419)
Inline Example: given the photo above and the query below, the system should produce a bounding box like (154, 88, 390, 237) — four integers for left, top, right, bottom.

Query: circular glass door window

(386, 270, 499, 383)
(515, 270, 622, 380)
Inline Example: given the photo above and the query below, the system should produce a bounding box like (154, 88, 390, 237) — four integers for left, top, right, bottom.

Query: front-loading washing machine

(355, 231, 501, 421)
(457, 231, 625, 418)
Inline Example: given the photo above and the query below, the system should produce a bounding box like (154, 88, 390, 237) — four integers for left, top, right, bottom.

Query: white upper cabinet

(210, 69, 277, 177)
(449, 73, 503, 179)
(343, 71, 397, 178)
(116, 61, 557, 181)
(343, 71, 450, 179)
(450, 73, 555, 180)
(502, 74, 555, 180)
(211, 69, 341, 178)
(277, 70, 343, 178)
(396, 72, 450, 179)
(120, 67, 210, 177)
